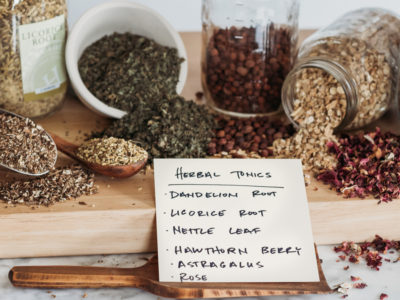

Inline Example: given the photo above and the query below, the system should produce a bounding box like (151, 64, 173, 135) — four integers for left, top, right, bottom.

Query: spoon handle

(9, 265, 144, 289)
(49, 133, 79, 159)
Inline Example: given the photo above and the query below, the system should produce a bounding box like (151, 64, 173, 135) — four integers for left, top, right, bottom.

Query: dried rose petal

(318, 128, 400, 202)
(366, 251, 382, 270)
(380, 293, 389, 300)
(333, 236, 399, 272)
(349, 255, 360, 264)
(353, 282, 367, 289)
(350, 276, 360, 282)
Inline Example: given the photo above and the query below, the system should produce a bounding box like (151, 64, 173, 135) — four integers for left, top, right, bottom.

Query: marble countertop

(0, 245, 399, 300)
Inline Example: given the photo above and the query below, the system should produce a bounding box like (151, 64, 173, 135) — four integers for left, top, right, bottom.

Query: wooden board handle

(9, 265, 149, 289)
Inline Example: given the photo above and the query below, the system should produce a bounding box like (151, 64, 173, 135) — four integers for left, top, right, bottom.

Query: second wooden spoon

(50, 134, 147, 178)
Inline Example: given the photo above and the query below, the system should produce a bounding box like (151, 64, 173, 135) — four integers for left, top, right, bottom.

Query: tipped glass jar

(282, 8, 400, 131)
(201, 0, 299, 117)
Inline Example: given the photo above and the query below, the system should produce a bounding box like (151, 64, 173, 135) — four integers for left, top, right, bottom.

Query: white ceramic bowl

(65, 1, 188, 119)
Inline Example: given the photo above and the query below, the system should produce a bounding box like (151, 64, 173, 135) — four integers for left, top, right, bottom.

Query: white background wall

(68, 0, 400, 30)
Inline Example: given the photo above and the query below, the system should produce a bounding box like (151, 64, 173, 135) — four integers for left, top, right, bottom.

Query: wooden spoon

(50, 134, 147, 178)
(9, 252, 332, 298)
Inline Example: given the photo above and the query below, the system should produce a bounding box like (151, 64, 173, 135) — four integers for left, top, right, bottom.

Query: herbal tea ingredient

(208, 116, 294, 158)
(0, 0, 67, 118)
(76, 137, 148, 166)
(334, 235, 400, 271)
(331, 235, 400, 298)
(98, 94, 216, 160)
(0, 112, 57, 174)
(273, 68, 346, 173)
(302, 37, 392, 129)
(0, 165, 97, 206)
(204, 26, 293, 114)
(79, 32, 183, 111)
(318, 128, 400, 203)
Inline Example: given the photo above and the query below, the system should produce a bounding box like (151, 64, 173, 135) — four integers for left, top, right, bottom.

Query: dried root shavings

(0, 165, 97, 206)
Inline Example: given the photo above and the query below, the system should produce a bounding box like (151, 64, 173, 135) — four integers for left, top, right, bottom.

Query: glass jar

(0, 0, 68, 119)
(282, 8, 400, 131)
(201, 0, 299, 117)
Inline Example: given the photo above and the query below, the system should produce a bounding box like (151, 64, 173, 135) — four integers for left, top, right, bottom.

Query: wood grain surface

(0, 31, 399, 259)
(9, 249, 332, 298)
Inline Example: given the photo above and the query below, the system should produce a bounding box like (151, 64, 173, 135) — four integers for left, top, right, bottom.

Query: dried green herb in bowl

(78, 32, 184, 112)
(76, 137, 148, 166)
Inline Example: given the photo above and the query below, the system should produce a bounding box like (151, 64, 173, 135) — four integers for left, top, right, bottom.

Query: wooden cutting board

(1, 32, 400, 259)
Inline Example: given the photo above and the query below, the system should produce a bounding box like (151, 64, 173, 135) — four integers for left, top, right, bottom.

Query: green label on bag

(18, 15, 67, 102)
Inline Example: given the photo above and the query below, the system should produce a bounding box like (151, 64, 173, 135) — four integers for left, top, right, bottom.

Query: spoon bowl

(0, 109, 57, 177)
(50, 134, 147, 178)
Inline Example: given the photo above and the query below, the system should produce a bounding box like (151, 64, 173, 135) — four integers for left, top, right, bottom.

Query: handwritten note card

(154, 159, 319, 283)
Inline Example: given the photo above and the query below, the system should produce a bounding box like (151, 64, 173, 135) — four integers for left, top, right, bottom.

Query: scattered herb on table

(97, 94, 216, 160)
(333, 236, 399, 298)
(318, 128, 400, 202)
(0, 165, 97, 206)
(79, 32, 183, 111)
(76, 137, 147, 166)
(0, 112, 57, 174)
(334, 235, 400, 271)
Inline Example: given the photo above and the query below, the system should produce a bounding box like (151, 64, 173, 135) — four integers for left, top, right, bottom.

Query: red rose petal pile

(318, 128, 400, 203)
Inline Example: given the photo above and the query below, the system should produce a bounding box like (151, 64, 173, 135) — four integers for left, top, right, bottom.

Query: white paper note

(154, 159, 319, 283)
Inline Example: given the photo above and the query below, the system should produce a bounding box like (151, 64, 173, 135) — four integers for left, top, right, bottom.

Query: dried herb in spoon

(0, 112, 57, 174)
(76, 137, 148, 166)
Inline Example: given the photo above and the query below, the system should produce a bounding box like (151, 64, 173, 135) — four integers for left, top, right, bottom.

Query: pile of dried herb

(79, 32, 183, 111)
(334, 235, 400, 271)
(98, 94, 216, 160)
(76, 137, 148, 166)
(318, 128, 400, 203)
(0, 165, 97, 206)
